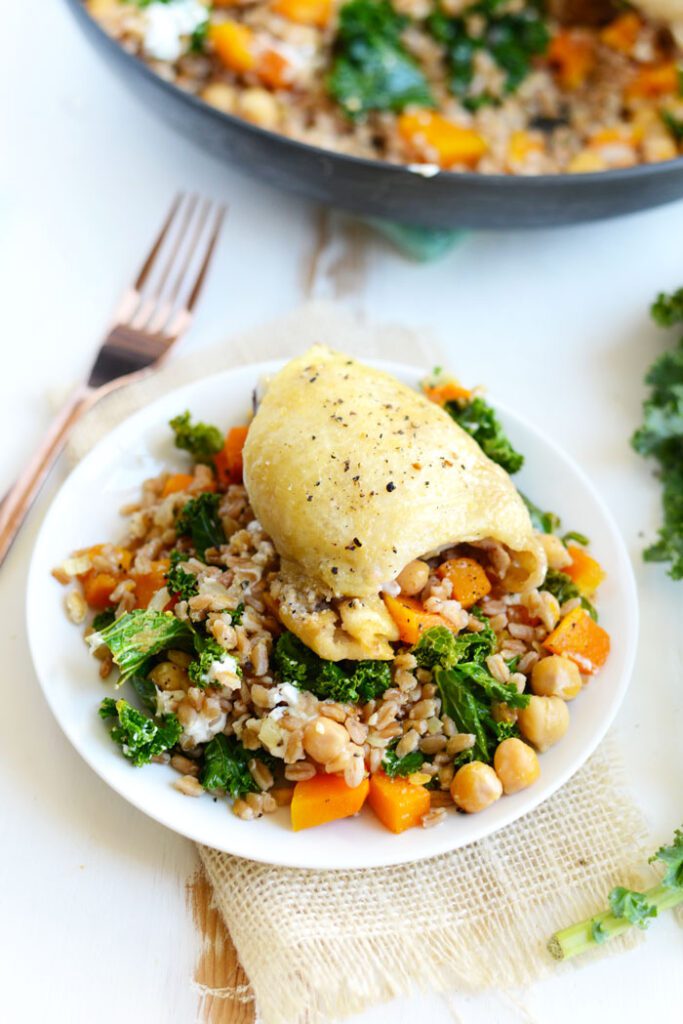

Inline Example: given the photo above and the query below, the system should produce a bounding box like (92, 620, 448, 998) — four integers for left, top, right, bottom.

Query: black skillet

(64, 0, 683, 229)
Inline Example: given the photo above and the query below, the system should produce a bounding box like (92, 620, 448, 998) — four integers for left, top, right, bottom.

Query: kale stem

(548, 883, 683, 961)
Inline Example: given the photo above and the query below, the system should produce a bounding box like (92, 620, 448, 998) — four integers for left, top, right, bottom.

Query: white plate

(27, 360, 638, 869)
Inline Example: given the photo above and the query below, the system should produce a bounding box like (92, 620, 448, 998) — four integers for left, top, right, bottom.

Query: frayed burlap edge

(197, 735, 651, 1024)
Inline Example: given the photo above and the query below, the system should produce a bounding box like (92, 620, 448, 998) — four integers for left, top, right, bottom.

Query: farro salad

(86, 0, 683, 173)
(55, 349, 611, 834)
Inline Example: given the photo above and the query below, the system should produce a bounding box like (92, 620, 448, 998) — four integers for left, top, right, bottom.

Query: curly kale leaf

(651, 287, 683, 327)
(445, 396, 524, 473)
(90, 609, 193, 682)
(329, 0, 434, 119)
(176, 492, 226, 560)
(129, 673, 158, 713)
(608, 887, 658, 929)
(382, 746, 425, 777)
(651, 827, 683, 889)
(412, 621, 496, 671)
(631, 295, 683, 579)
(428, 0, 549, 111)
(99, 697, 181, 767)
(434, 663, 528, 763)
(272, 631, 391, 702)
(543, 570, 597, 621)
(165, 549, 199, 600)
(92, 609, 116, 632)
(200, 734, 269, 800)
(169, 411, 223, 463)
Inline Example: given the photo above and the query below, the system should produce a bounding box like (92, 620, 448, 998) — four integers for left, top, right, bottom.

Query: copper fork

(0, 193, 226, 567)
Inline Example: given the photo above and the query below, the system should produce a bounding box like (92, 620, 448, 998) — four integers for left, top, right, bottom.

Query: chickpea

(531, 655, 582, 701)
(517, 695, 569, 753)
(396, 559, 430, 596)
(149, 660, 189, 691)
(493, 737, 540, 794)
(303, 717, 349, 765)
(201, 82, 238, 115)
(238, 88, 281, 130)
(450, 761, 503, 813)
(537, 533, 572, 570)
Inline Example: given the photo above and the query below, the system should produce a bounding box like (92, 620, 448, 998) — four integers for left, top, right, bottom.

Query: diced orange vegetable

(600, 12, 642, 55)
(131, 559, 171, 609)
(258, 49, 292, 90)
(626, 62, 679, 99)
(398, 111, 487, 169)
(214, 425, 249, 488)
(564, 545, 606, 596)
(548, 30, 596, 90)
(210, 22, 256, 74)
(290, 774, 369, 831)
(75, 544, 132, 574)
(368, 771, 431, 834)
(423, 381, 471, 406)
(507, 130, 544, 167)
(272, 0, 331, 28)
(383, 593, 457, 645)
(82, 571, 120, 610)
(161, 473, 195, 498)
(543, 607, 610, 674)
(436, 557, 492, 609)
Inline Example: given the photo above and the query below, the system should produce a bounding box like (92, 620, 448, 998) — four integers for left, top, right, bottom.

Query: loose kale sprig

(521, 492, 561, 534)
(99, 697, 181, 766)
(631, 289, 683, 579)
(428, 0, 550, 111)
(272, 631, 391, 703)
(169, 411, 223, 463)
(549, 828, 683, 960)
(445, 395, 524, 474)
(328, 0, 434, 119)
(176, 492, 226, 560)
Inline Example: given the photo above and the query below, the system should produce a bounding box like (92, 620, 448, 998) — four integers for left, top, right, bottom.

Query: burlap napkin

(68, 302, 652, 1024)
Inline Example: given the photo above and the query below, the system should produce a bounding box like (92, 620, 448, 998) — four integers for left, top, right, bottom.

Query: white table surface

(2, 4, 683, 1023)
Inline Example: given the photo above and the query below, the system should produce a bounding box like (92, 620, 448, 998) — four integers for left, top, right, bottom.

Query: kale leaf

(176, 492, 226, 560)
(382, 746, 425, 777)
(445, 396, 524, 473)
(543, 569, 597, 621)
(272, 630, 391, 702)
(608, 887, 658, 929)
(200, 734, 262, 799)
(92, 609, 116, 632)
(521, 492, 561, 534)
(91, 609, 193, 682)
(631, 291, 683, 579)
(187, 635, 241, 690)
(434, 664, 527, 762)
(129, 673, 158, 713)
(169, 411, 224, 463)
(590, 919, 609, 944)
(329, 0, 434, 119)
(651, 287, 683, 327)
(428, 0, 549, 111)
(99, 697, 181, 767)
(165, 549, 199, 600)
(412, 621, 496, 671)
(651, 827, 683, 888)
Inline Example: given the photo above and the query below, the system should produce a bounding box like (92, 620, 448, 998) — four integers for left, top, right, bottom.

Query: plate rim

(26, 358, 639, 869)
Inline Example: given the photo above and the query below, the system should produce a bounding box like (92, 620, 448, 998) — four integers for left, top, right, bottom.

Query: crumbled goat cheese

(143, 0, 206, 62)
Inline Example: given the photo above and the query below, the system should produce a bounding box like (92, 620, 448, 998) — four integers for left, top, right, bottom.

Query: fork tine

(143, 197, 212, 337)
(133, 192, 184, 292)
(157, 202, 227, 341)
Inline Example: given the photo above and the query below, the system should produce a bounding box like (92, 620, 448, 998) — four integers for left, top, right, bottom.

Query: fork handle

(0, 384, 98, 567)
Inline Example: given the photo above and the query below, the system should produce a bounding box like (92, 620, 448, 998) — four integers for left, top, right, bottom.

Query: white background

(1, 2, 682, 1022)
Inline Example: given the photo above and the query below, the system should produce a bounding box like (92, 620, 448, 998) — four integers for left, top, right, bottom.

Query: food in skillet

(86, 0, 683, 173)
(55, 349, 610, 832)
